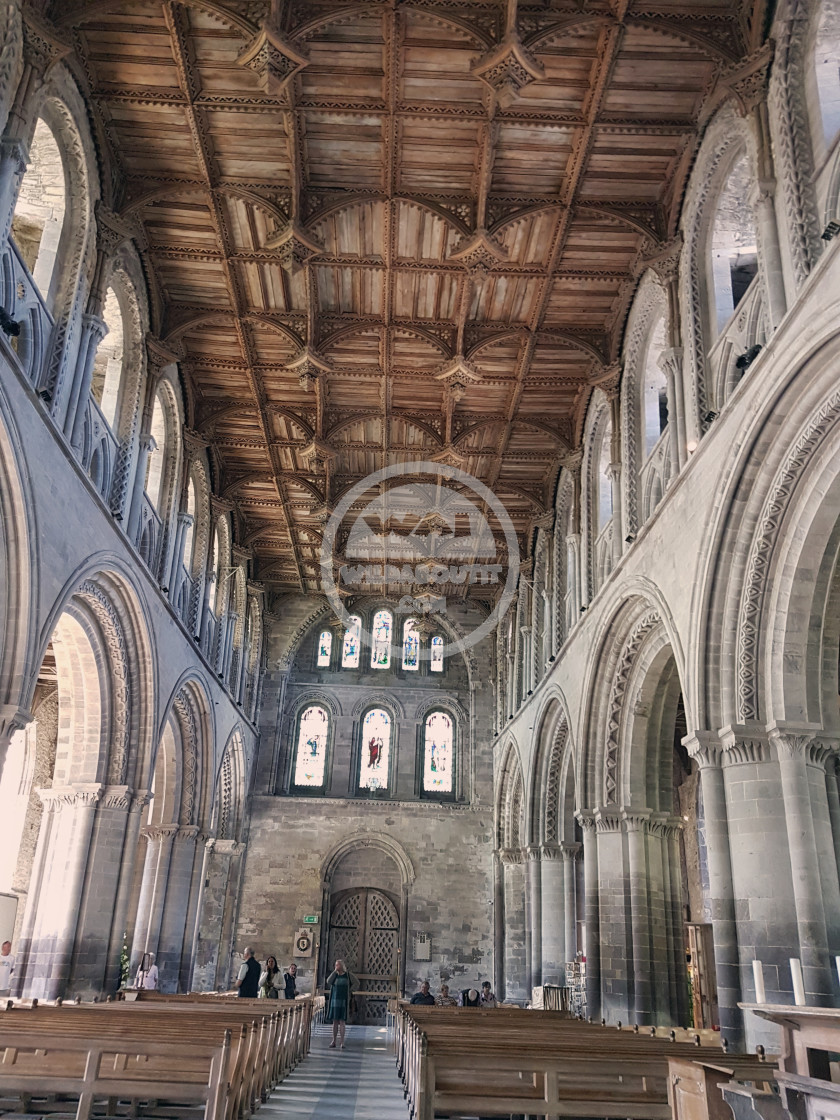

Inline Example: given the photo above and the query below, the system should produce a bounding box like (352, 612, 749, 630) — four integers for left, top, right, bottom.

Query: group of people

(234, 947, 299, 1000)
(410, 979, 498, 1008)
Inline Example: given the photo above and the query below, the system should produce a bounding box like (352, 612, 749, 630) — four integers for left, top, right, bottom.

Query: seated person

(410, 980, 436, 1005)
(461, 987, 481, 1007)
(480, 980, 498, 1007)
(436, 983, 459, 1007)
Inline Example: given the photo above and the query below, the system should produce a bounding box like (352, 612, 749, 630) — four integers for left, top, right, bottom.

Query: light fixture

(822, 220, 840, 242)
(686, 440, 698, 453)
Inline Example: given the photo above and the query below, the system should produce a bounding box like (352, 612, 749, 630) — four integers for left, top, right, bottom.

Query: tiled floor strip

(262, 1024, 411, 1119)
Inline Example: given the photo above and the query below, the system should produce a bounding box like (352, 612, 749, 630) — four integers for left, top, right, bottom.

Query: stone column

(769, 726, 835, 1003)
(129, 824, 178, 977)
(824, 761, 840, 921)
(66, 314, 108, 451)
(10, 787, 59, 997)
(493, 849, 505, 1000)
(596, 809, 627, 1020)
(179, 831, 209, 994)
(658, 348, 685, 476)
(685, 733, 742, 1045)
(191, 838, 241, 991)
(501, 848, 527, 1002)
(103, 790, 150, 993)
(519, 625, 532, 698)
(539, 844, 566, 985)
(157, 825, 200, 991)
(623, 811, 652, 1024)
(525, 845, 542, 991)
(562, 843, 579, 966)
(578, 813, 600, 1019)
(663, 818, 690, 1025)
(170, 512, 193, 605)
(28, 784, 102, 1000)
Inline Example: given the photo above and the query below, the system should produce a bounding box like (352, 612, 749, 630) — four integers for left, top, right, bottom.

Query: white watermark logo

(320, 461, 519, 659)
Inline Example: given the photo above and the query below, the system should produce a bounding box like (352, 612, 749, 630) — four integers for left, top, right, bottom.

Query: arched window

(597, 419, 613, 530)
(710, 154, 757, 335)
(342, 615, 361, 668)
(359, 708, 391, 792)
(317, 630, 333, 668)
(370, 609, 392, 669)
(90, 286, 125, 429)
(145, 392, 167, 511)
(430, 635, 444, 672)
(292, 704, 330, 789)
(11, 118, 66, 301)
(813, 1, 840, 150)
(642, 316, 668, 457)
(402, 618, 419, 670)
(183, 473, 197, 571)
(423, 711, 454, 794)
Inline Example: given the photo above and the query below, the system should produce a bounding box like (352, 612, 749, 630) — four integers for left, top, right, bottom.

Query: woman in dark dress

(325, 958, 353, 1049)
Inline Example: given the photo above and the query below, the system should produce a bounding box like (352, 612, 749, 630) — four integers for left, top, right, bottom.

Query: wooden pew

(0, 994, 316, 1120)
(396, 1005, 776, 1120)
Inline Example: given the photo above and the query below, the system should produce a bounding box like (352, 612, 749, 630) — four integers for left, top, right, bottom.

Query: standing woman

(260, 955, 280, 998)
(325, 959, 353, 1049)
(283, 962, 298, 999)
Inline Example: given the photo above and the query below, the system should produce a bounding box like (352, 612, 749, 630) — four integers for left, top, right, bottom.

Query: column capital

(575, 809, 597, 834)
(524, 845, 543, 863)
(560, 842, 582, 862)
(620, 808, 651, 832)
(0, 704, 32, 743)
(173, 825, 201, 843)
(648, 812, 684, 839)
(539, 842, 563, 861)
(100, 784, 133, 810)
(595, 808, 622, 834)
(38, 783, 103, 809)
(177, 511, 195, 529)
(206, 838, 241, 856)
(768, 723, 837, 769)
(719, 723, 769, 765)
(497, 846, 523, 866)
(140, 824, 179, 843)
(130, 791, 153, 815)
(683, 730, 723, 769)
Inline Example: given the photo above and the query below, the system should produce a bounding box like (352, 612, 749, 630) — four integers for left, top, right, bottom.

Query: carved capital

(39, 783, 103, 810)
(560, 842, 582, 862)
(595, 808, 622, 834)
(524, 845, 543, 863)
(658, 347, 683, 383)
(648, 812, 683, 839)
(100, 785, 133, 810)
(720, 724, 769, 766)
(684, 731, 723, 770)
(498, 846, 523, 866)
(141, 824, 180, 844)
(621, 808, 651, 832)
(768, 724, 836, 769)
(540, 842, 563, 861)
(174, 825, 201, 844)
(575, 810, 596, 834)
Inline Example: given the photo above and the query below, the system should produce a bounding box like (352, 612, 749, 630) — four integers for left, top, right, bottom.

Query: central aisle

(262, 1023, 411, 1119)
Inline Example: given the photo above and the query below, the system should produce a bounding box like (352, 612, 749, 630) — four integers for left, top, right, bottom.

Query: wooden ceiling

(54, 0, 760, 594)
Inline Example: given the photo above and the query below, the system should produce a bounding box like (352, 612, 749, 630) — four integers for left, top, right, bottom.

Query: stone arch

(33, 567, 155, 790)
(321, 832, 415, 890)
(621, 272, 671, 538)
(679, 104, 758, 437)
(0, 387, 35, 737)
(157, 674, 214, 829)
(553, 468, 574, 645)
(528, 693, 574, 847)
(702, 329, 840, 730)
(25, 70, 100, 411)
(213, 728, 247, 842)
(496, 740, 524, 853)
(768, 0, 823, 290)
(581, 387, 614, 600)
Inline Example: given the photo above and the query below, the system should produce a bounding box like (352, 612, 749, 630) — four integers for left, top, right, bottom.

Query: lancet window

(292, 704, 330, 790)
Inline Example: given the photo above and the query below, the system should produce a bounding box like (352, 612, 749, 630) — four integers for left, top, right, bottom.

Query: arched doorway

(327, 888, 399, 1024)
(320, 838, 411, 1024)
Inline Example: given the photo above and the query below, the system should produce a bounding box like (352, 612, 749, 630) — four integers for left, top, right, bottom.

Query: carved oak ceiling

(55, 0, 756, 594)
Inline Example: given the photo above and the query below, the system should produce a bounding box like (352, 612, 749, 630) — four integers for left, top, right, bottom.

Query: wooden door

(328, 888, 399, 1024)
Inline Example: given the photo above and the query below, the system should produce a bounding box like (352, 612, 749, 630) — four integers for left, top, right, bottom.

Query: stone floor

(262, 1024, 411, 1119)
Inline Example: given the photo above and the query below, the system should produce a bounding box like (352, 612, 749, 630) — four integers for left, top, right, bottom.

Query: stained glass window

(402, 618, 419, 670)
(423, 711, 454, 793)
(342, 615, 361, 668)
(370, 609, 392, 669)
(317, 630, 332, 667)
(430, 635, 444, 673)
(293, 705, 330, 788)
(359, 708, 391, 791)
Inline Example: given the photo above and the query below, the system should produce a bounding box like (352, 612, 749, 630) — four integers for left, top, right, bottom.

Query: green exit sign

(303, 915, 319, 924)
